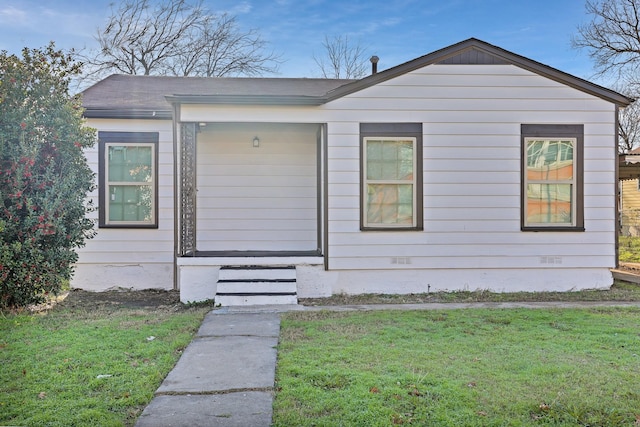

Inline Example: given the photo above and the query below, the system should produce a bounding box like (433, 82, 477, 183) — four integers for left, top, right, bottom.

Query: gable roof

(82, 38, 633, 119)
(324, 38, 633, 105)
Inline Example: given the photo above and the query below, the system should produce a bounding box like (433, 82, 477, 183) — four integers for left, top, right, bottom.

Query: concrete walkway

(135, 310, 281, 427)
(135, 301, 640, 426)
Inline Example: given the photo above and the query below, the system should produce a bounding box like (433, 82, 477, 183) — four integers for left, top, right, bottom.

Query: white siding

(321, 64, 617, 284)
(73, 119, 175, 290)
(176, 63, 618, 292)
(195, 123, 318, 251)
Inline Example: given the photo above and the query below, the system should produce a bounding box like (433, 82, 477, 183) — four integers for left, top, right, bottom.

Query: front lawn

(274, 308, 640, 426)
(0, 296, 210, 427)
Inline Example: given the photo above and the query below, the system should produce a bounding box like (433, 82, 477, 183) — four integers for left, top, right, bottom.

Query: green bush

(0, 44, 96, 308)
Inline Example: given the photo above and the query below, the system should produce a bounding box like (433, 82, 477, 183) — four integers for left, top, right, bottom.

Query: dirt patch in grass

(27, 267, 640, 313)
(299, 279, 640, 306)
(43, 288, 186, 314)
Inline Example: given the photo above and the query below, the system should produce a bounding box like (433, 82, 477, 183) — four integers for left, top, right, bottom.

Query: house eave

(165, 94, 325, 106)
(83, 109, 173, 120)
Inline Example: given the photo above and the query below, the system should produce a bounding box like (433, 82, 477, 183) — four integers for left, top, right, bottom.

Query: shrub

(0, 44, 96, 308)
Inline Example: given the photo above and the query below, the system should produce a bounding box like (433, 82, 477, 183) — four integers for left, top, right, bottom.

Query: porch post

(179, 122, 197, 255)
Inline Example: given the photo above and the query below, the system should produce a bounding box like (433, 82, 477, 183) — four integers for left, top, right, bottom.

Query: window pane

(527, 140, 573, 181)
(108, 147, 126, 181)
(367, 184, 413, 225)
(381, 143, 398, 179)
(526, 183, 573, 224)
(398, 142, 414, 179)
(397, 184, 414, 222)
(367, 139, 413, 180)
(367, 140, 383, 180)
(108, 146, 153, 182)
(108, 185, 153, 222)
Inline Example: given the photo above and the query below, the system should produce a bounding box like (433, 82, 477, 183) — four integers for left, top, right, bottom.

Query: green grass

(274, 308, 640, 426)
(620, 236, 640, 263)
(0, 303, 210, 427)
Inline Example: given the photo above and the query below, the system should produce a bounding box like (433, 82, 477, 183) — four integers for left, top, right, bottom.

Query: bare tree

(573, 0, 640, 78)
(573, 0, 640, 151)
(618, 83, 640, 152)
(313, 35, 369, 79)
(620, 103, 640, 152)
(79, 0, 279, 80)
(167, 13, 279, 77)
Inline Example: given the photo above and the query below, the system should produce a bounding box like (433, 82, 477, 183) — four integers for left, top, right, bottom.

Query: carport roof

(620, 152, 640, 180)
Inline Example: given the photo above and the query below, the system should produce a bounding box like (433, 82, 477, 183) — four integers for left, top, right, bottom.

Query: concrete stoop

(216, 265, 297, 306)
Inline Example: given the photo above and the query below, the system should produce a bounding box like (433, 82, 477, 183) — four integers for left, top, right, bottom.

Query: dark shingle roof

(82, 75, 354, 118)
(81, 39, 633, 120)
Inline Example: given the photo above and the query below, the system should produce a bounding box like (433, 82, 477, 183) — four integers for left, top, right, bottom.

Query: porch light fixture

(253, 136, 260, 147)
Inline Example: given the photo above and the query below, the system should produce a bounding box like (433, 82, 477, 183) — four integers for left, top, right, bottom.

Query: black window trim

(98, 131, 160, 229)
(360, 123, 424, 231)
(520, 124, 584, 232)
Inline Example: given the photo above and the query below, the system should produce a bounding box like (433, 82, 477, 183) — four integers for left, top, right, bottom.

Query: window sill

(360, 227, 424, 232)
(521, 226, 585, 232)
(99, 223, 158, 229)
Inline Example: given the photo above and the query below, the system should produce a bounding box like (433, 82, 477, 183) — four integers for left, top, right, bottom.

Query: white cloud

(0, 5, 29, 26)
(0, 1, 110, 54)
(47, 9, 99, 39)
(347, 16, 402, 38)
(231, 1, 252, 14)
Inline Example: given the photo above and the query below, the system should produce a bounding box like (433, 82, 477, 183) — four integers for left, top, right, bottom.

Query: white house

(74, 38, 633, 304)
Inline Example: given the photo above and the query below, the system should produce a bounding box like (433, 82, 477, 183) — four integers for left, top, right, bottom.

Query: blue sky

(0, 0, 604, 84)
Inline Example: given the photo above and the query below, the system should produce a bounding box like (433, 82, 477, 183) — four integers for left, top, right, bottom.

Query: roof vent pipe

(370, 56, 379, 74)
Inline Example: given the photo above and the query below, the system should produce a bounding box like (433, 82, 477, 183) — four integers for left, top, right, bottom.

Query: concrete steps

(216, 266, 297, 306)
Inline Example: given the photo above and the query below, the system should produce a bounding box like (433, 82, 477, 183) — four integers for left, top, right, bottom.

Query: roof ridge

(104, 73, 354, 82)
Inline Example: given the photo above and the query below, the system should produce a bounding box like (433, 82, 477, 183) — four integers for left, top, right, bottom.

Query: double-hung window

(99, 132, 159, 228)
(521, 124, 584, 231)
(360, 123, 423, 230)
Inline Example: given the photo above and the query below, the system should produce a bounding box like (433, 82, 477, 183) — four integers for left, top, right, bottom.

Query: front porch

(175, 121, 328, 304)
